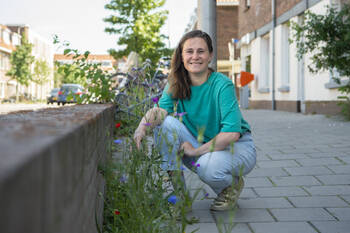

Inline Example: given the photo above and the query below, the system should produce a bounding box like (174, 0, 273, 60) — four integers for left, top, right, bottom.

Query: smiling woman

(133, 30, 257, 212)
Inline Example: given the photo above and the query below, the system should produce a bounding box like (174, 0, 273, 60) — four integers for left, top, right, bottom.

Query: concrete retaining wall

(0, 104, 114, 233)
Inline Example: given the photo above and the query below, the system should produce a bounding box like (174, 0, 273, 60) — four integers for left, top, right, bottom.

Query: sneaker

(210, 177, 244, 211)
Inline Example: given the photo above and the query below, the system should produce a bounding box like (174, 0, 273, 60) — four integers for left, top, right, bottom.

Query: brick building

(238, 0, 350, 114)
(0, 24, 54, 101)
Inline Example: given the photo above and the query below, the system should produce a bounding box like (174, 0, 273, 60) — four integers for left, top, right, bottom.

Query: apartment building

(238, 0, 349, 114)
(0, 24, 54, 101)
(54, 54, 117, 74)
(185, 0, 241, 79)
(0, 24, 21, 100)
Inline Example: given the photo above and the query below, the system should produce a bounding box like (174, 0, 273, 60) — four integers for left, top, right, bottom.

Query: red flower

(115, 122, 121, 128)
(114, 210, 120, 215)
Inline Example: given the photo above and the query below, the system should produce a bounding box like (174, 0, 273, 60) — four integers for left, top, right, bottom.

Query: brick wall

(217, 5, 239, 60)
(0, 104, 114, 233)
(275, 0, 303, 18)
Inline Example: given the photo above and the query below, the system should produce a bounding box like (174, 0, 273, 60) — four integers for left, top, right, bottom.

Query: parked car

(47, 88, 60, 104)
(57, 84, 84, 105)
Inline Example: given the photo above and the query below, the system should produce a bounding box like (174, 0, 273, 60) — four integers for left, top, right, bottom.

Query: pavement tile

(213, 208, 274, 223)
(257, 160, 300, 168)
(184, 223, 219, 233)
(270, 208, 335, 221)
(247, 167, 289, 177)
(187, 209, 215, 223)
(269, 175, 321, 186)
(267, 153, 310, 160)
(254, 187, 308, 197)
(284, 166, 333, 176)
(256, 154, 272, 161)
(303, 185, 350, 196)
(327, 208, 350, 220)
(240, 188, 258, 198)
(327, 165, 350, 174)
(296, 158, 343, 166)
(338, 156, 350, 164)
(237, 197, 293, 208)
(250, 222, 317, 233)
(340, 195, 350, 204)
(307, 152, 348, 158)
(192, 199, 213, 210)
(311, 221, 350, 233)
(280, 148, 320, 154)
(316, 174, 350, 185)
(288, 196, 349, 208)
(245, 177, 273, 188)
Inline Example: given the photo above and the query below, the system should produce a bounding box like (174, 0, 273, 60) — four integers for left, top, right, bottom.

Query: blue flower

(114, 139, 122, 144)
(180, 165, 186, 171)
(168, 195, 178, 205)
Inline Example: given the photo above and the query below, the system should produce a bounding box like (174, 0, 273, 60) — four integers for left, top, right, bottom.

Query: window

(259, 35, 270, 92)
(279, 22, 290, 92)
(0, 82, 5, 98)
(325, 68, 349, 89)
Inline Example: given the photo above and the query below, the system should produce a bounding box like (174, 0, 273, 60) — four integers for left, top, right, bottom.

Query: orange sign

(237, 71, 254, 87)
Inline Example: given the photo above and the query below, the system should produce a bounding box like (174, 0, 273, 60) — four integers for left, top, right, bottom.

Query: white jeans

(154, 116, 257, 194)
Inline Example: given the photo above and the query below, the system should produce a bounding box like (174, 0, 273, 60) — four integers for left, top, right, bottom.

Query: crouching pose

(134, 30, 256, 211)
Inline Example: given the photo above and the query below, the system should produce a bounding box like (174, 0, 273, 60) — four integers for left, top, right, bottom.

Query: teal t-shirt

(158, 72, 251, 142)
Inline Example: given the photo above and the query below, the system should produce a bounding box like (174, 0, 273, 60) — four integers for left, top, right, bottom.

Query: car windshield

(51, 89, 59, 94)
(61, 86, 81, 92)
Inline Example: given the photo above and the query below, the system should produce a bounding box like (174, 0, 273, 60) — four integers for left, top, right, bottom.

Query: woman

(134, 30, 256, 211)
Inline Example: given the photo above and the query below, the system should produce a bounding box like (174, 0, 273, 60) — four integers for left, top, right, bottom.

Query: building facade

(0, 24, 54, 101)
(238, 0, 349, 114)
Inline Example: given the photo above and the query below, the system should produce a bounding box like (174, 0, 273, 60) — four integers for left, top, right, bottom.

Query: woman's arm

(181, 132, 240, 157)
(134, 107, 168, 148)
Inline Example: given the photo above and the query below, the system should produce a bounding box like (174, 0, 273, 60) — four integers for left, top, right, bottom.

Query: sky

(0, 0, 197, 54)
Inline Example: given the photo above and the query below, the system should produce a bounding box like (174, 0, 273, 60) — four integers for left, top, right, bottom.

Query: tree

(6, 36, 35, 102)
(33, 59, 51, 100)
(292, 4, 350, 119)
(104, 0, 172, 65)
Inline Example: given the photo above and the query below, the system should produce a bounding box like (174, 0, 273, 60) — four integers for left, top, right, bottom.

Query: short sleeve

(218, 82, 242, 133)
(158, 84, 174, 113)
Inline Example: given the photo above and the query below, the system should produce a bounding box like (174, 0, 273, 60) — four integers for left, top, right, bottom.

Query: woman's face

(181, 37, 213, 76)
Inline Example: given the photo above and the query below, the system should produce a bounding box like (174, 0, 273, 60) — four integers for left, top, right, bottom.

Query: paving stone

(187, 209, 215, 223)
(270, 208, 335, 221)
(280, 148, 320, 154)
(327, 208, 350, 220)
(270, 175, 321, 186)
(256, 154, 271, 161)
(311, 221, 350, 233)
(250, 222, 317, 233)
(288, 196, 348, 208)
(237, 197, 293, 208)
(338, 156, 350, 164)
(327, 165, 350, 174)
(307, 152, 348, 158)
(296, 158, 343, 166)
(340, 195, 350, 204)
(284, 166, 333, 176)
(247, 167, 289, 177)
(303, 185, 350, 196)
(184, 223, 220, 233)
(257, 160, 300, 168)
(240, 188, 258, 198)
(254, 187, 308, 197)
(245, 177, 273, 188)
(267, 153, 309, 160)
(213, 208, 274, 223)
(316, 175, 350, 185)
(192, 199, 212, 210)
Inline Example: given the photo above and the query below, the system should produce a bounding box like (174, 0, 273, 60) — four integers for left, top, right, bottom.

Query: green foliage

(104, 0, 172, 65)
(54, 37, 117, 104)
(6, 36, 35, 101)
(291, 4, 350, 119)
(33, 59, 51, 85)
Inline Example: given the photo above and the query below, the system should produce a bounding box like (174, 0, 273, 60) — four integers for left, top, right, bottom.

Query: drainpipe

(198, 0, 217, 70)
(272, 0, 276, 110)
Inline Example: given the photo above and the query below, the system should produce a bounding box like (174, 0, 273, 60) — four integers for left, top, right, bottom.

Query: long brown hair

(168, 30, 213, 100)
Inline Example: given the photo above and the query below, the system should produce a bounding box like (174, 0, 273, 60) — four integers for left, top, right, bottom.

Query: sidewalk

(185, 109, 350, 233)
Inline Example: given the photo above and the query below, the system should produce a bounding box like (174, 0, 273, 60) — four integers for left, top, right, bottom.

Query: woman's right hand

(133, 126, 146, 149)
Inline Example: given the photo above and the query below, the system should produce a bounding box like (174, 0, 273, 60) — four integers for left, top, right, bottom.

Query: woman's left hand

(181, 142, 198, 157)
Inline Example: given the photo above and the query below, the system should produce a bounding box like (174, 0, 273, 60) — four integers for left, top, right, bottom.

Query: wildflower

(180, 165, 186, 171)
(196, 163, 200, 167)
(174, 112, 187, 117)
(115, 122, 121, 128)
(114, 210, 121, 215)
(143, 122, 152, 126)
(205, 193, 209, 197)
(119, 175, 127, 183)
(168, 195, 178, 205)
(114, 139, 122, 144)
(191, 161, 195, 166)
(152, 96, 159, 104)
